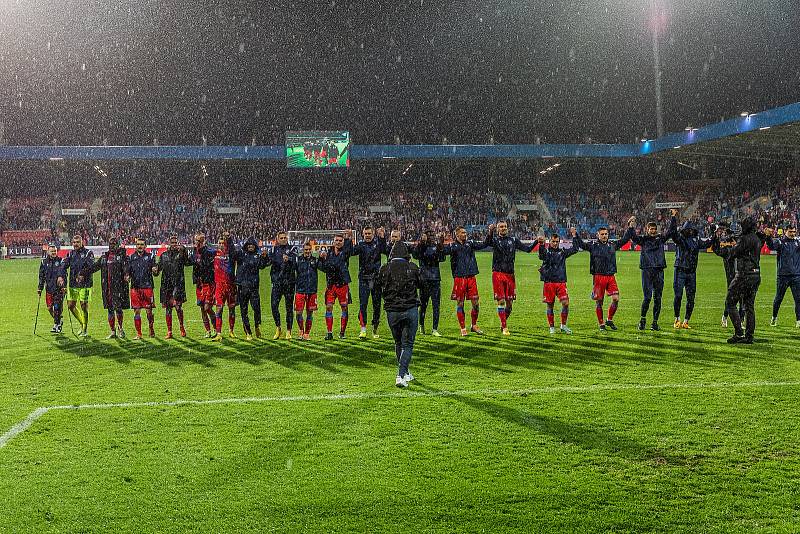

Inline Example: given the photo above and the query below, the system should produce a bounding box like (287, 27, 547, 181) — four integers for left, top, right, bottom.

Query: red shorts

(325, 284, 350, 305)
(295, 293, 318, 312)
(492, 272, 516, 301)
(592, 275, 619, 300)
(46, 292, 64, 308)
(130, 288, 155, 309)
(214, 283, 237, 307)
(451, 276, 479, 301)
(542, 282, 568, 304)
(196, 283, 215, 305)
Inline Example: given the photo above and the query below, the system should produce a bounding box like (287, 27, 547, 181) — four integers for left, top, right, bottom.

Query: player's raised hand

(151, 266, 158, 274)
(569, 227, 577, 237)
(282, 254, 289, 262)
(57, 276, 64, 287)
(670, 208, 679, 218)
(345, 229, 353, 239)
(488, 224, 496, 233)
(627, 216, 637, 228)
(764, 227, 775, 237)
(537, 236, 546, 244)
(37, 289, 42, 296)
(376, 227, 385, 238)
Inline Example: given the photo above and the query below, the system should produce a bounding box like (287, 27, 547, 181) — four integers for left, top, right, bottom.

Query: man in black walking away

(725, 217, 762, 344)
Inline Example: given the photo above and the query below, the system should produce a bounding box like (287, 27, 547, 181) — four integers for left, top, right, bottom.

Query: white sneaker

(796, 320, 800, 328)
(106, 332, 117, 339)
(117, 328, 126, 339)
(560, 325, 573, 334)
(770, 317, 777, 327)
(50, 324, 57, 333)
(403, 373, 415, 382)
(549, 326, 556, 334)
(431, 329, 442, 337)
(721, 316, 728, 328)
(395, 376, 408, 388)
(79, 329, 88, 337)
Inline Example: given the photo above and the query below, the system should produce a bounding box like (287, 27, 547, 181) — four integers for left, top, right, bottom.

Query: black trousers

(773, 275, 800, 320)
(419, 280, 441, 330)
(726, 273, 760, 339)
(238, 284, 262, 334)
(271, 283, 295, 330)
(358, 277, 382, 328)
(640, 269, 664, 322)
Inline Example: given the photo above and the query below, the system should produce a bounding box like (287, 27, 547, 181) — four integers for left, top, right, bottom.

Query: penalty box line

(2, 380, 800, 449)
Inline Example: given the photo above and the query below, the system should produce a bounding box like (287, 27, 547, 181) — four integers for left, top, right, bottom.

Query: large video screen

(286, 131, 350, 168)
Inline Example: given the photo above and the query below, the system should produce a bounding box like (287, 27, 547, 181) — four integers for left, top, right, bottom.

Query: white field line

(2, 380, 800, 449)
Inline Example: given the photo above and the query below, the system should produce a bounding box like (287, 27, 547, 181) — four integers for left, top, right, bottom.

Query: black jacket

(730, 230, 762, 275)
(377, 258, 421, 312)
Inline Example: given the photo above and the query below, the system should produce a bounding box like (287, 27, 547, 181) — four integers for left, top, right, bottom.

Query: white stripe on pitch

(2, 380, 800, 449)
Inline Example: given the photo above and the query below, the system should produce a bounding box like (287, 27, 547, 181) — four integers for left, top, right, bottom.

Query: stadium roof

(0, 102, 798, 162)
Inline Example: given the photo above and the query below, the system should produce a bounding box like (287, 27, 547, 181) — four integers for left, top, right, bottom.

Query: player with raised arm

(483, 221, 535, 335)
(713, 223, 740, 327)
(192, 233, 217, 337)
(38, 244, 66, 334)
(210, 232, 237, 342)
(318, 231, 355, 340)
(232, 237, 271, 340)
(81, 237, 130, 339)
(287, 242, 325, 340)
(411, 230, 446, 336)
(63, 234, 95, 337)
(441, 226, 489, 336)
(539, 231, 581, 334)
(667, 209, 716, 329)
(267, 231, 296, 340)
(353, 226, 388, 339)
(128, 238, 158, 339)
(626, 216, 668, 331)
(156, 235, 192, 339)
(764, 225, 800, 328)
(571, 218, 635, 331)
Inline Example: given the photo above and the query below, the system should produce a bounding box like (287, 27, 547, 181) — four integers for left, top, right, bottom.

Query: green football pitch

(286, 144, 349, 168)
(1, 252, 799, 532)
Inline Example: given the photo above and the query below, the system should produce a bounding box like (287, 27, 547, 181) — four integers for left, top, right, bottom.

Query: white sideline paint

(2, 380, 800, 449)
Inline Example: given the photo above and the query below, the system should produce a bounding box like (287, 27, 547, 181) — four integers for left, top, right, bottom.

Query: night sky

(1, 0, 798, 146)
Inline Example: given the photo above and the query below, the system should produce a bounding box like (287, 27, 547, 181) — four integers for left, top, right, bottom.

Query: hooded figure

(232, 237, 270, 338)
(724, 216, 763, 344)
(83, 237, 130, 337)
(667, 215, 716, 328)
(377, 240, 421, 388)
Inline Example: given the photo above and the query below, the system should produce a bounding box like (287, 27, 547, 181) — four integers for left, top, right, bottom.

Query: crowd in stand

(2, 170, 799, 247)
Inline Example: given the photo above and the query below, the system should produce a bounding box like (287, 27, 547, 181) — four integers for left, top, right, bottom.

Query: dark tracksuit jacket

(442, 239, 487, 278)
(353, 237, 389, 327)
(292, 255, 323, 295)
(64, 248, 95, 290)
(766, 236, 800, 320)
(572, 230, 632, 276)
(484, 232, 535, 274)
(192, 246, 216, 287)
(158, 246, 192, 305)
(538, 244, 580, 283)
(377, 256, 422, 378)
(320, 239, 354, 288)
(84, 248, 130, 310)
(128, 251, 156, 290)
(39, 256, 66, 295)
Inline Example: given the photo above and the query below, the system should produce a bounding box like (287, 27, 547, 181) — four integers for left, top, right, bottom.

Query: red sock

(608, 302, 618, 321)
(358, 310, 366, 328)
(340, 311, 348, 333)
(470, 308, 479, 327)
(108, 313, 116, 331)
(165, 312, 173, 332)
(215, 314, 222, 334)
(595, 305, 604, 324)
(147, 311, 154, 333)
(498, 307, 507, 328)
(456, 306, 466, 329)
(134, 315, 142, 336)
(560, 306, 569, 326)
(201, 308, 210, 331)
(325, 312, 333, 332)
(546, 309, 555, 327)
(228, 312, 235, 331)
(176, 308, 184, 329)
(305, 318, 313, 334)
(297, 315, 304, 334)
